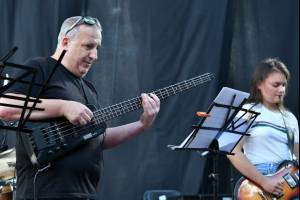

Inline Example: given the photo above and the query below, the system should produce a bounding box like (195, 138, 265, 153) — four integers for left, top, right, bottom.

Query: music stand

(0, 48, 66, 132)
(168, 87, 260, 200)
(0, 47, 43, 133)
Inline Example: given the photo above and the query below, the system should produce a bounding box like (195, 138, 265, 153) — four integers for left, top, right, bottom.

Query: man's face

(64, 25, 102, 77)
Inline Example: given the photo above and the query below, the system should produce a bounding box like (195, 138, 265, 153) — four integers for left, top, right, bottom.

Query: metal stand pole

(208, 153, 219, 200)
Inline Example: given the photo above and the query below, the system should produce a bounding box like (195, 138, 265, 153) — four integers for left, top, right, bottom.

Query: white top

(241, 103, 299, 165)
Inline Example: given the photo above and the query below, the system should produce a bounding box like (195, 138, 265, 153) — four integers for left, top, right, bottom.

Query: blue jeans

(255, 162, 280, 175)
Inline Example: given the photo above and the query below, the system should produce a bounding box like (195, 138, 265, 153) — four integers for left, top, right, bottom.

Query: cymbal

(0, 185, 13, 200)
(0, 148, 16, 180)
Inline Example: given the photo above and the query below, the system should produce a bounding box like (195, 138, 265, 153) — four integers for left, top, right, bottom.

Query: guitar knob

(55, 147, 61, 152)
(62, 143, 68, 149)
(47, 150, 54, 155)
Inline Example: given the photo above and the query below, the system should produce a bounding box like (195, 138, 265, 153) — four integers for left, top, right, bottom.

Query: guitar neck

(93, 73, 214, 123)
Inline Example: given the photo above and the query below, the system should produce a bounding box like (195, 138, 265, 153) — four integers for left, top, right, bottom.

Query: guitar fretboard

(93, 73, 214, 123)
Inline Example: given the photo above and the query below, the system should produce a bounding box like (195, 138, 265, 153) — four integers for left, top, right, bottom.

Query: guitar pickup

(83, 132, 94, 140)
(283, 173, 298, 189)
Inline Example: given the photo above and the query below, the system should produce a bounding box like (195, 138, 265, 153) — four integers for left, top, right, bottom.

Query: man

(0, 16, 160, 200)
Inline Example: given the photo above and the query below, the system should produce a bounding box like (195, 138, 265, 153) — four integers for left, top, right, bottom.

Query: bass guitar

(234, 161, 299, 200)
(20, 73, 214, 167)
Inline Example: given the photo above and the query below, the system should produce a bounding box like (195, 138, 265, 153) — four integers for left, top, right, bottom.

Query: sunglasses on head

(65, 16, 100, 36)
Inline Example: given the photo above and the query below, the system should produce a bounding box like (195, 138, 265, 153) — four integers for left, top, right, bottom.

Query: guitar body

(20, 104, 107, 166)
(235, 161, 299, 200)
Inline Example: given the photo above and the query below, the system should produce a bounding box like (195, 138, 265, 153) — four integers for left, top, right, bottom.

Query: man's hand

(139, 93, 160, 129)
(61, 101, 93, 125)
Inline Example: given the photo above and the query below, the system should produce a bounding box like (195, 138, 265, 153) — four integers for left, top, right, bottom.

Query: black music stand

(0, 47, 44, 133)
(168, 87, 260, 200)
(0, 48, 66, 131)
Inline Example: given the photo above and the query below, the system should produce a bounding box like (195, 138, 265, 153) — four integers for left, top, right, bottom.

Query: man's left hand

(139, 93, 160, 129)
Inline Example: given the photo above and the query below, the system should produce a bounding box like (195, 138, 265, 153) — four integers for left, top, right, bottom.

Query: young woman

(228, 58, 299, 198)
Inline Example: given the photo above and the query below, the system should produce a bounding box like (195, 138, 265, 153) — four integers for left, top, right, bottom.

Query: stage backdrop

(0, 0, 298, 199)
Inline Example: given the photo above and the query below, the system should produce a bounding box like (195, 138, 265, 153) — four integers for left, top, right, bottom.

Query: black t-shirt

(8, 57, 103, 200)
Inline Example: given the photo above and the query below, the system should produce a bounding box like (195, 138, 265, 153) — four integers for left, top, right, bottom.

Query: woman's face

(258, 71, 287, 109)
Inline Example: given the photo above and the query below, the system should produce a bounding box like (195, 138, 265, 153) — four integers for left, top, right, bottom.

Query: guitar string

(44, 96, 209, 144)
(39, 75, 213, 144)
(38, 73, 212, 135)
(36, 74, 213, 143)
(39, 74, 213, 143)
(47, 107, 233, 146)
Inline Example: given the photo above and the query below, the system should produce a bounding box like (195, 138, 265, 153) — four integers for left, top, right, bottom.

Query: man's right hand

(0, 93, 93, 125)
(61, 101, 93, 125)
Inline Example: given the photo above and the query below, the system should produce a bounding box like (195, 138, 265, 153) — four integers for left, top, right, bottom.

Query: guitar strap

(280, 110, 295, 158)
(79, 78, 99, 107)
(286, 127, 295, 157)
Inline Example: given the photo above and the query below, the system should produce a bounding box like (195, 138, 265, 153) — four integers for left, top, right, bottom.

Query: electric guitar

(234, 161, 299, 200)
(20, 73, 214, 167)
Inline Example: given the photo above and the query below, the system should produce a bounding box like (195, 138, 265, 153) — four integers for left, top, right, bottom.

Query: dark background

(0, 0, 298, 199)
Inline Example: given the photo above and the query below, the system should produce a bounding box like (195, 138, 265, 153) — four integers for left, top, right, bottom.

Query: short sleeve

(5, 59, 45, 97)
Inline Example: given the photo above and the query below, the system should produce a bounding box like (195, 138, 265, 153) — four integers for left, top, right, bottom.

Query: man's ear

(61, 37, 69, 48)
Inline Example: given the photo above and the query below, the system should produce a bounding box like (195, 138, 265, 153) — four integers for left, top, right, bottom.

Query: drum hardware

(0, 148, 16, 180)
(0, 148, 16, 200)
(0, 178, 14, 200)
